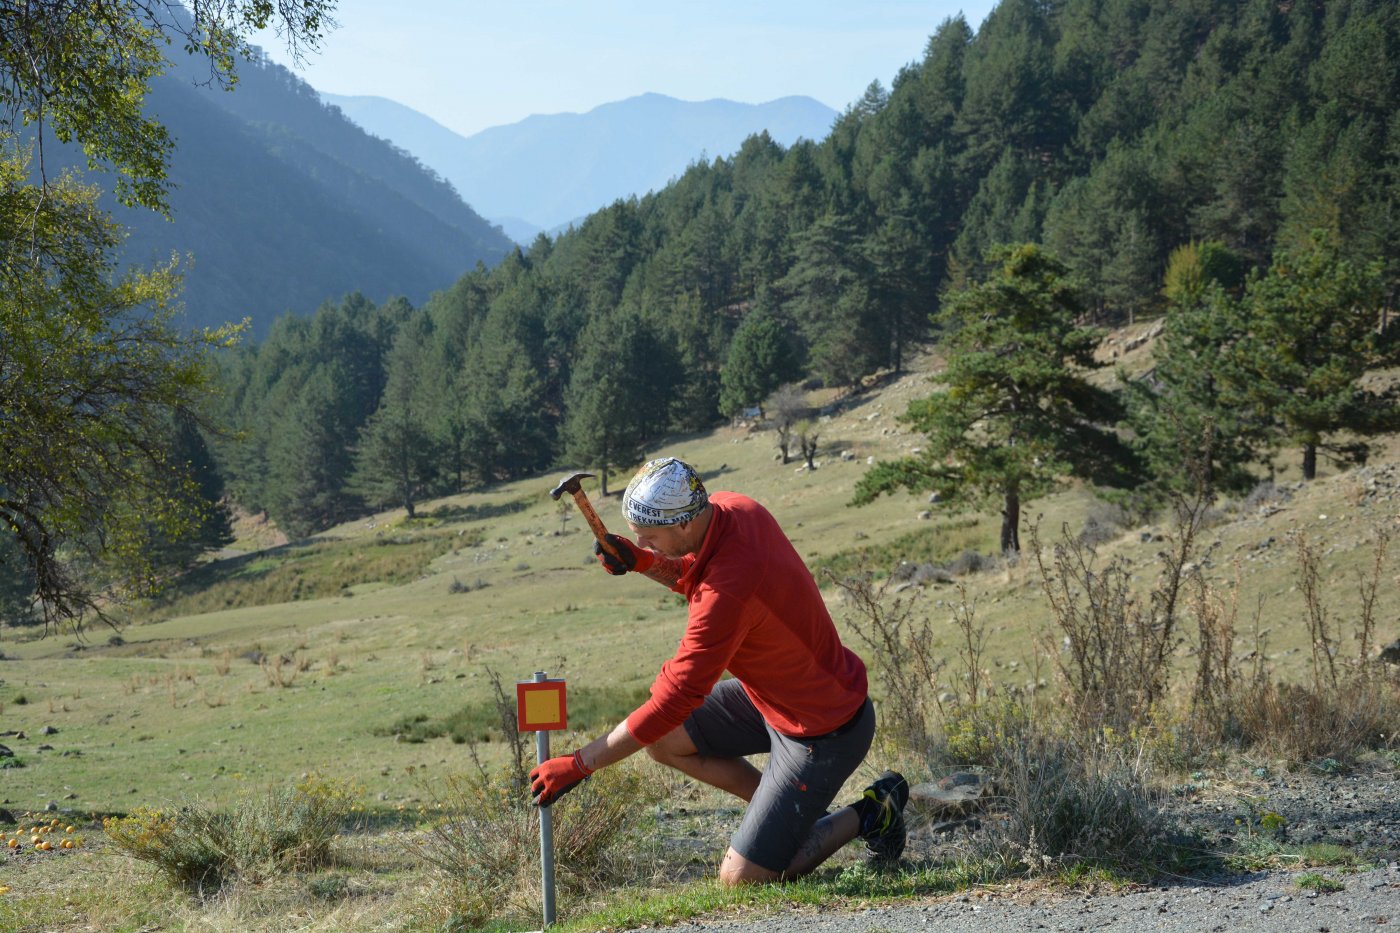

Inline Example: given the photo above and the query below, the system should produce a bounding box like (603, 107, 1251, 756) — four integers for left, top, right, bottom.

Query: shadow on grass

(141, 532, 468, 619)
(422, 497, 533, 523)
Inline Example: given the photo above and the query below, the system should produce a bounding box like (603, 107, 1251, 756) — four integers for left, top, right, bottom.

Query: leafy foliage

(0, 153, 233, 628)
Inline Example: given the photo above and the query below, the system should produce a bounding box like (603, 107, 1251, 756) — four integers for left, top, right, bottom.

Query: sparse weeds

(1212, 526, 1399, 766)
(832, 570, 946, 751)
(1029, 494, 1207, 733)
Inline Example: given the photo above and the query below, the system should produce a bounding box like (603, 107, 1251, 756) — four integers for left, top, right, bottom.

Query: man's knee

(718, 847, 780, 886)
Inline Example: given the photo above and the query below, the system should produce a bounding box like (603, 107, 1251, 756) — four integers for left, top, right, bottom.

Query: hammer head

(550, 472, 595, 500)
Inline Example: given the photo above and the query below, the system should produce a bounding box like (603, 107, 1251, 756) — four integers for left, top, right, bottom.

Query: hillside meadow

(1, 341, 1398, 931)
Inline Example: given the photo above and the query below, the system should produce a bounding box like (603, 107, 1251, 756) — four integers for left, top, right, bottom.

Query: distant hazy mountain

(72, 52, 514, 337)
(325, 92, 838, 240)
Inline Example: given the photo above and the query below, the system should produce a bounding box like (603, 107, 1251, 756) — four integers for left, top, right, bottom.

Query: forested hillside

(88, 48, 514, 336)
(207, 0, 1398, 544)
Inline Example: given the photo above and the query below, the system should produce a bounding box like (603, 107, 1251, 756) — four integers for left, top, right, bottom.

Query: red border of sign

(516, 680, 568, 731)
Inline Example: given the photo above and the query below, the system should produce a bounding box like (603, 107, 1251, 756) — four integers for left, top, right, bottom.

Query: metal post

(534, 670, 556, 928)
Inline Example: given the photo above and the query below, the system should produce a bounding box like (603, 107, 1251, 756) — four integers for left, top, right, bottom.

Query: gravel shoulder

(640, 864, 1398, 932)
(627, 754, 1400, 932)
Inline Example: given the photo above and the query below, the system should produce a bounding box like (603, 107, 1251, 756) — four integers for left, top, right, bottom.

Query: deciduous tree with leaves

(0, 0, 335, 628)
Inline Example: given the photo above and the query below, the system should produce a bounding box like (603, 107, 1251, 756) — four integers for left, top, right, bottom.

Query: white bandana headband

(622, 458, 709, 526)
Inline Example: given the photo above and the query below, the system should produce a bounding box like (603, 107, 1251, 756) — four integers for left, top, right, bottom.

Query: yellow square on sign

(524, 689, 561, 725)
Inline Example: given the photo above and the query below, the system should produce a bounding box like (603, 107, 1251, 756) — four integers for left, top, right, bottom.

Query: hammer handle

(573, 492, 622, 560)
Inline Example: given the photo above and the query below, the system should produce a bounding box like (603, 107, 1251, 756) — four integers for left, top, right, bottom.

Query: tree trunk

(1302, 443, 1317, 481)
(1001, 488, 1021, 556)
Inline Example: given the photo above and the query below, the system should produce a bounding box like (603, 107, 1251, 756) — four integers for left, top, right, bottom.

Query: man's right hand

(594, 534, 654, 575)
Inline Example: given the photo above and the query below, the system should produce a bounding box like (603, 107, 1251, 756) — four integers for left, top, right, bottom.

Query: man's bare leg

(645, 725, 762, 800)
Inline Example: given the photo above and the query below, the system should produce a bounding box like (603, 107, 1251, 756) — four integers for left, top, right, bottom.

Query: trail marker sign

(516, 677, 567, 732)
(519, 671, 567, 928)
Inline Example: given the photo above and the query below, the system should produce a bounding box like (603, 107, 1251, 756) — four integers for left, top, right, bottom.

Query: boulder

(908, 771, 998, 820)
(1380, 639, 1400, 665)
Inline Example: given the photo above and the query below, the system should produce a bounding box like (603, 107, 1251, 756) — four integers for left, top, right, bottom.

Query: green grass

(810, 515, 987, 579)
(1, 353, 1398, 931)
(1296, 872, 1345, 893)
(553, 860, 996, 933)
(378, 683, 652, 744)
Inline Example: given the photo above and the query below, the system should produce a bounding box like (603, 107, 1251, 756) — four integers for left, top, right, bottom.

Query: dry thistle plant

(1028, 489, 1212, 733)
(830, 569, 945, 753)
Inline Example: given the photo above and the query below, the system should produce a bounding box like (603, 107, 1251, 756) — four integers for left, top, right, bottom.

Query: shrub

(946, 550, 994, 577)
(1078, 500, 1130, 547)
(104, 775, 357, 894)
(969, 728, 1174, 878)
(941, 694, 1037, 768)
(419, 764, 662, 930)
(1241, 480, 1291, 513)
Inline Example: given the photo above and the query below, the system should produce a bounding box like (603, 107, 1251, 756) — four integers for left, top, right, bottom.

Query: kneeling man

(529, 457, 907, 884)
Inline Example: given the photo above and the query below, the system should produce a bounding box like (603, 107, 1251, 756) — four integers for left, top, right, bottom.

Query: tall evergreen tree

(264, 367, 361, 538)
(353, 316, 440, 518)
(563, 309, 676, 495)
(1125, 241, 1263, 503)
(718, 304, 803, 419)
(1229, 236, 1396, 479)
(855, 245, 1133, 554)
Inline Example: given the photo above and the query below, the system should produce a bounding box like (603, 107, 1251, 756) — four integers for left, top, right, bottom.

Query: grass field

(2, 339, 1397, 930)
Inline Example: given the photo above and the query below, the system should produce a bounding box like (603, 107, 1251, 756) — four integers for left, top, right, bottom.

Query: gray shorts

(683, 679, 875, 873)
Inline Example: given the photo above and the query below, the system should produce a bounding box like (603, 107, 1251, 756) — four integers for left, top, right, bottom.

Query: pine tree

(855, 245, 1134, 554)
(1230, 236, 1396, 479)
(353, 317, 440, 518)
(718, 305, 803, 419)
(1126, 241, 1264, 503)
(264, 368, 361, 538)
(563, 309, 677, 495)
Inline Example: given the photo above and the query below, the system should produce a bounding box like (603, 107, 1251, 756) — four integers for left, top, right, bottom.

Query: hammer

(550, 472, 622, 561)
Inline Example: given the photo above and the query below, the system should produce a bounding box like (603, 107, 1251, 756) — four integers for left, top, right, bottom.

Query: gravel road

(625, 755, 1400, 932)
(631, 863, 1398, 932)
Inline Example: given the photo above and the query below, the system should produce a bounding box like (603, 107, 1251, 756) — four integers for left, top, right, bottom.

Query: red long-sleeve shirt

(625, 492, 868, 745)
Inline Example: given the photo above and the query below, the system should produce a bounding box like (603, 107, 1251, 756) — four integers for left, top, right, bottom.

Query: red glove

(594, 534, 655, 575)
(529, 750, 592, 807)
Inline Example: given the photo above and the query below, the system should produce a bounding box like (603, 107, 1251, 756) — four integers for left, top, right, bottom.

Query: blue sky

(252, 1, 997, 138)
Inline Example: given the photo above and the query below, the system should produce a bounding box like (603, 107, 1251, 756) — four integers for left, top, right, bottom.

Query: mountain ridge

(61, 52, 516, 337)
(325, 91, 838, 240)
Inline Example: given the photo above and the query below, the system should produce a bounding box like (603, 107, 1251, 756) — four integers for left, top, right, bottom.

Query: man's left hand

(529, 750, 591, 807)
